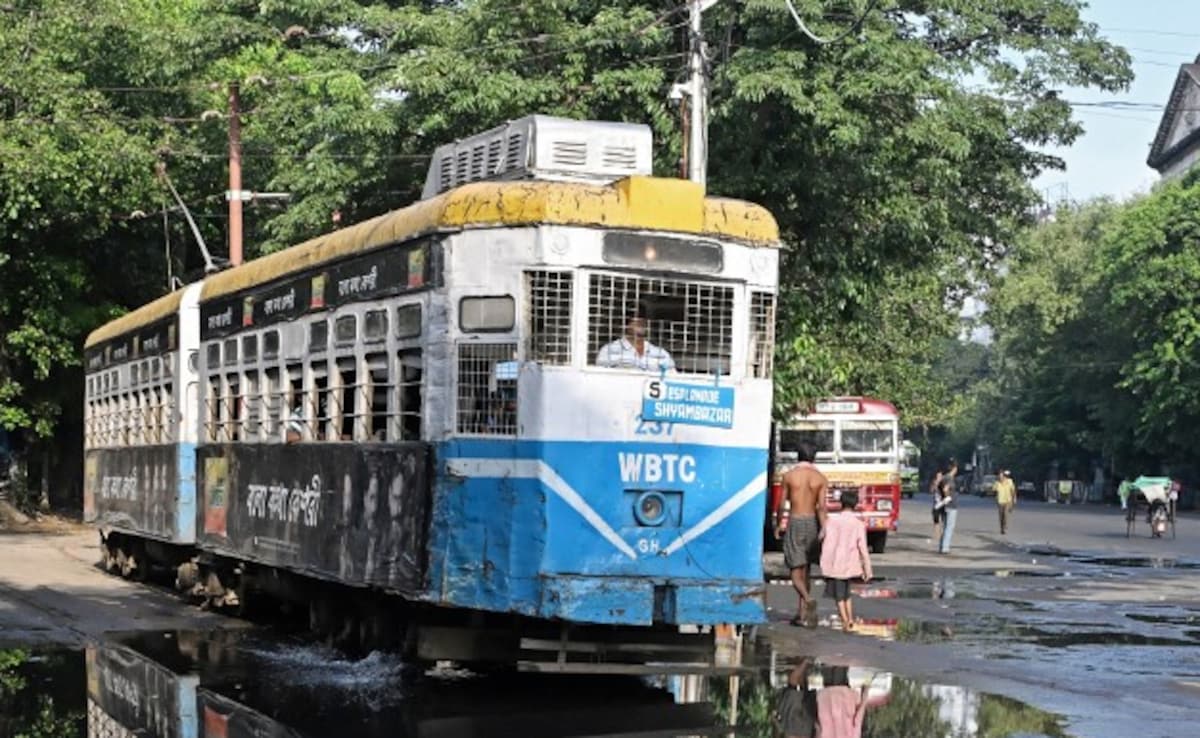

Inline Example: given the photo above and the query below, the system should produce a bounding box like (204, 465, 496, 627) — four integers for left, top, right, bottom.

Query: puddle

(0, 630, 735, 738)
(990, 569, 1067, 578)
(725, 657, 1072, 737)
(1126, 612, 1200, 626)
(853, 578, 977, 600)
(1067, 556, 1200, 569)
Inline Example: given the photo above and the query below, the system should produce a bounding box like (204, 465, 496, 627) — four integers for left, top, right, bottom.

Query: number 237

(635, 415, 673, 436)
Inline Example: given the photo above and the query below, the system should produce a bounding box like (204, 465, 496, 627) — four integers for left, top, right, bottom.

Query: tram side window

(335, 358, 358, 441)
(286, 364, 304, 441)
(526, 271, 573, 365)
(312, 369, 330, 441)
(244, 371, 261, 442)
(206, 374, 220, 442)
(207, 343, 221, 370)
(265, 368, 282, 440)
(224, 374, 241, 442)
(749, 291, 776, 379)
(456, 343, 516, 435)
(160, 383, 174, 443)
(263, 330, 280, 360)
(366, 354, 390, 441)
(364, 310, 388, 343)
(398, 349, 422, 441)
(310, 320, 328, 353)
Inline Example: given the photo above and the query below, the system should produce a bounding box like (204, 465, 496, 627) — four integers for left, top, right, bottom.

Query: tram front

(430, 121, 779, 627)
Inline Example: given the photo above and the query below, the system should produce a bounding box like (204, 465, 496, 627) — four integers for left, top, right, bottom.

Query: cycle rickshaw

(1124, 476, 1177, 539)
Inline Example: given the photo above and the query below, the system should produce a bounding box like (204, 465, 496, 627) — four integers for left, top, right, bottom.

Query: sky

(1030, 0, 1200, 203)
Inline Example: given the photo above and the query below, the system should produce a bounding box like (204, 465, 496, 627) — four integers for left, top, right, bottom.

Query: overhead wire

(783, 0, 881, 45)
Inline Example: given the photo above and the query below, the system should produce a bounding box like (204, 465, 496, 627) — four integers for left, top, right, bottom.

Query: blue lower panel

(539, 577, 654, 625)
(671, 581, 765, 625)
(538, 577, 765, 625)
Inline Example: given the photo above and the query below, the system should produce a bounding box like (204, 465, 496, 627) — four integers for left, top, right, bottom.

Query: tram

(83, 115, 781, 660)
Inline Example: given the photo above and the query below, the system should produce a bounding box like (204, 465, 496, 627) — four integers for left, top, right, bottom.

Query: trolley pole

(227, 82, 244, 267)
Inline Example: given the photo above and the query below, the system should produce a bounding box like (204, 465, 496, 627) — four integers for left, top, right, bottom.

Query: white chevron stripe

(446, 458, 638, 560)
(661, 472, 766, 556)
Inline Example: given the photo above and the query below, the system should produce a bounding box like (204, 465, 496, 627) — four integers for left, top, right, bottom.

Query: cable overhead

(783, 0, 880, 45)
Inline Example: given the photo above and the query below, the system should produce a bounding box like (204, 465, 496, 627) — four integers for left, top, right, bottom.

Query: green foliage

(0, 0, 1133, 448)
(976, 178, 1200, 484)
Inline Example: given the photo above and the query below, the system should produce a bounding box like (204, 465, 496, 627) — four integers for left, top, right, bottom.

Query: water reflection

(78, 629, 723, 738)
(704, 648, 1072, 738)
(0, 632, 1072, 738)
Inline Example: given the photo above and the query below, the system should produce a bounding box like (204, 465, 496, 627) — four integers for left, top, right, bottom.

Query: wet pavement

(0, 628, 1072, 738)
(5, 497, 1200, 737)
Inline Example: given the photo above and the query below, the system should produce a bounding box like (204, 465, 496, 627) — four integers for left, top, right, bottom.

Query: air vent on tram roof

(421, 115, 653, 200)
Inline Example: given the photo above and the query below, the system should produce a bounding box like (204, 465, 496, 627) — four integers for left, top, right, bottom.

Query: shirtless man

(776, 440, 829, 627)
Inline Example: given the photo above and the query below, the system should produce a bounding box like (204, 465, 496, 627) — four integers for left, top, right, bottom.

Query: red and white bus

(768, 397, 901, 553)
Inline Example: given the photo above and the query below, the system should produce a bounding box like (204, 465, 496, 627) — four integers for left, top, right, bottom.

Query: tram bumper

(539, 576, 765, 626)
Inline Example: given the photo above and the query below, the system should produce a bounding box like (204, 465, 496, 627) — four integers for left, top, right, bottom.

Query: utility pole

(674, 0, 717, 187)
(227, 82, 244, 267)
(686, 0, 716, 188)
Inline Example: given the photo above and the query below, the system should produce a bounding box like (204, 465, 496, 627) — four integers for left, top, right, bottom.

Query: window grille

(366, 354, 391, 441)
(750, 291, 776, 378)
(587, 273, 734, 375)
(334, 358, 362, 441)
(397, 350, 423, 441)
(312, 371, 330, 441)
(265, 368, 282, 440)
(527, 271, 572, 365)
(457, 343, 517, 435)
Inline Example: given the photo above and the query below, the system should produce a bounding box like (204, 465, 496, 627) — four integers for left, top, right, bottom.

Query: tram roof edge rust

(199, 176, 781, 303)
(85, 289, 186, 349)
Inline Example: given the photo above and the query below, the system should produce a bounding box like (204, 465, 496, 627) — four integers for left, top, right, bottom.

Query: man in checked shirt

(595, 315, 675, 372)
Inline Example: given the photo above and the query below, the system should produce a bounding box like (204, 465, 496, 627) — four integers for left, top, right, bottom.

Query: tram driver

(596, 315, 675, 372)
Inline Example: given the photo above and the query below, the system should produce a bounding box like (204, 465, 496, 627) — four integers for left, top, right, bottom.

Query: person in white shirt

(595, 316, 674, 371)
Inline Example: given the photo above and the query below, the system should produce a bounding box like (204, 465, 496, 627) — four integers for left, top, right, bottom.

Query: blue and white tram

(84, 116, 780, 649)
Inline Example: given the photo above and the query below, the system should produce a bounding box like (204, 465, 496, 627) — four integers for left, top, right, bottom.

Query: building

(1147, 56, 1200, 179)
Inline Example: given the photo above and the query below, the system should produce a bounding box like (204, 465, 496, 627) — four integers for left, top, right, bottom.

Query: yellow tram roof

(85, 289, 186, 349)
(200, 176, 781, 303)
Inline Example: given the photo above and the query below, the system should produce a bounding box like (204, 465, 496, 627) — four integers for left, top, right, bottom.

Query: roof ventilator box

(422, 115, 653, 199)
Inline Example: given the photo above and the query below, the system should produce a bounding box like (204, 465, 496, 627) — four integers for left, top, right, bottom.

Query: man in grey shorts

(775, 441, 829, 627)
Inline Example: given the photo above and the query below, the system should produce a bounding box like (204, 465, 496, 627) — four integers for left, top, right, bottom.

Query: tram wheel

(116, 548, 132, 578)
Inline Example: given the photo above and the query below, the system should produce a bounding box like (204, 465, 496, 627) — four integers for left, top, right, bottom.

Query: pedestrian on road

(930, 460, 957, 545)
(1118, 478, 1132, 510)
(820, 489, 873, 632)
(995, 469, 1016, 535)
(934, 477, 957, 554)
(777, 441, 829, 628)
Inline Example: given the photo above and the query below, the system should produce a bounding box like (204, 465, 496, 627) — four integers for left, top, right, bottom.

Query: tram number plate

(642, 380, 734, 429)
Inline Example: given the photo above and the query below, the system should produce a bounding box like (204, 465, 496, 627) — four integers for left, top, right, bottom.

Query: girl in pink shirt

(820, 489, 874, 632)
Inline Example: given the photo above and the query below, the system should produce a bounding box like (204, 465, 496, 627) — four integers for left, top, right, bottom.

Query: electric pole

(686, 0, 717, 188)
(227, 82, 244, 267)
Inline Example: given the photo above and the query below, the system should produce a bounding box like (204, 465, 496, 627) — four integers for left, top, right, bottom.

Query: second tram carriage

(83, 116, 781, 660)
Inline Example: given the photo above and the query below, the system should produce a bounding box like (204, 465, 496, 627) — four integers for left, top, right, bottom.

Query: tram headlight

(634, 491, 668, 526)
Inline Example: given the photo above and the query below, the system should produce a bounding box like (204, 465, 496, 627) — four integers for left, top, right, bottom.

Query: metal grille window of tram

(526, 270, 573, 365)
(749, 291, 776, 379)
(456, 342, 519, 435)
(587, 273, 734, 375)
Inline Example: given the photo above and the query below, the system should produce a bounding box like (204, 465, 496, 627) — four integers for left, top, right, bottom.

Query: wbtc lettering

(618, 453, 697, 484)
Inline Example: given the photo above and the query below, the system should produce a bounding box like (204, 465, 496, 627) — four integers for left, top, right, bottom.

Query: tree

(1, 0, 1135, 460)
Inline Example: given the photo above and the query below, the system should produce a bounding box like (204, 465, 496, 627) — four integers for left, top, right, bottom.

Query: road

(762, 493, 1200, 738)
(0, 520, 230, 645)
(2, 498, 1199, 737)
